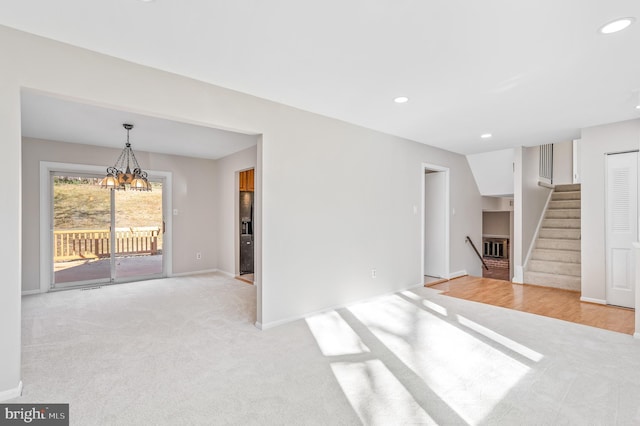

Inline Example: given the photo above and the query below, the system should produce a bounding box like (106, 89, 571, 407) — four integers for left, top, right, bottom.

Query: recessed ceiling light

(599, 17, 635, 34)
(394, 96, 409, 104)
(480, 133, 492, 139)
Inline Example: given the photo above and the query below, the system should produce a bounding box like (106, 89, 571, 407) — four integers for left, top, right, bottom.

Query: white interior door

(605, 151, 638, 308)
(424, 171, 446, 278)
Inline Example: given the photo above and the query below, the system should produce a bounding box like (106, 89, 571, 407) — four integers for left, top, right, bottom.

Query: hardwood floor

(428, 275, 635, 335)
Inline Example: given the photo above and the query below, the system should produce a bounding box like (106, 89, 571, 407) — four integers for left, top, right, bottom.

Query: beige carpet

(13, 273, 640, 425)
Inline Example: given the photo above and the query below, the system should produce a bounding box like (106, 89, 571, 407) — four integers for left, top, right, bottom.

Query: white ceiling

(21, 91, 258, 160)
(3, 0, 640, 155)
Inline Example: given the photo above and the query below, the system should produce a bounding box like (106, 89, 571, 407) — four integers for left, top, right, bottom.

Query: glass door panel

(53, 174, 112, 287)
(113, 181, 163, 280)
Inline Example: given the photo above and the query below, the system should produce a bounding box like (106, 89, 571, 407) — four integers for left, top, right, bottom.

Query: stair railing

(466, 236, 489, 270)
(539, 143, 554, 184)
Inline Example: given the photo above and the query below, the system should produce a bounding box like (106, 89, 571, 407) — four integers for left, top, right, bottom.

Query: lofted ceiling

(2, 0, 640, 155)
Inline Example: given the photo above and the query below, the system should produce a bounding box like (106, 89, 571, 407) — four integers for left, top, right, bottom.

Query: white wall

(522, 146, 553, 267)
(581, 119, 640, 302)
(215, 146, 258, 276)
(466, 148, 515, 196)
(553, 141, 573, 185)
(21, 138, 222, 292)
(0, 25, 482, 396)
(483, 212, 510, 237)
(0, 70, 22, 401)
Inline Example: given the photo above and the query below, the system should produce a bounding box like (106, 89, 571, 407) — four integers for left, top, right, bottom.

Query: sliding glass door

(52, 172, 164, 289)
(114, 182, 163, 279)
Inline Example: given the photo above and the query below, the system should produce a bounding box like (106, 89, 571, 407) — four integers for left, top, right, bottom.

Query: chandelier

(100, 123, 151, 191)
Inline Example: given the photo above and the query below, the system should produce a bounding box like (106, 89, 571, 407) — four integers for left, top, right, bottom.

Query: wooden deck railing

(54, 227, 162, 262)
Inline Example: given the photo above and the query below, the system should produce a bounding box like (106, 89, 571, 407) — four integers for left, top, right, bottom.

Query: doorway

(238, 168, 255, 283)
(422, 164, 449, 281)
(605, 151, 638, 308)
(43, 165, 169, 290)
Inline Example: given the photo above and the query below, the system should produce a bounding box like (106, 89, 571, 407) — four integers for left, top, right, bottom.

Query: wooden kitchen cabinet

(239, 169, 255, 192)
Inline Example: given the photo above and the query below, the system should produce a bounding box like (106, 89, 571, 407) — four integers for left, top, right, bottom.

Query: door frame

(236, 167, 255, 278)
(39, 161, 173, 292)
(421, 162, 450, 279)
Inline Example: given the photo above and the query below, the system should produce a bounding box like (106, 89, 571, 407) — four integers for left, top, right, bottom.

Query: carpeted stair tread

(523, 271, 581, 291)
(554, 183, 581, 192)
(536, 238, 581, 251)
(545, 209, 581, 219)
(531, 249, 581, 263)
(541, 218, 581, 229)
(548, 200, 581, 209)
(552, 191, 581, 201)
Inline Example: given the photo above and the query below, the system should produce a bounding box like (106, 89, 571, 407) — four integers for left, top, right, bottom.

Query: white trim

(21, 289, 41, 296)
(483, 233, 510, 239)
(39, 161, 172, 291)
(572, 139, 581, 184)
(512, 266, 524, 283)
(448, 270, 467, 279)
(537, 181, 555, 189)
(420, 163, 450, 281)
(256, 282, 426, 330)
(523, 188, 554, 270)
(580, 297, 607, 305)
(0, 381, 23, 402)
(170, 268, 219, 277)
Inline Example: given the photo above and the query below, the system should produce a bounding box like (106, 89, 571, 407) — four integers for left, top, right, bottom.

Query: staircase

(524, 184, 581, 291)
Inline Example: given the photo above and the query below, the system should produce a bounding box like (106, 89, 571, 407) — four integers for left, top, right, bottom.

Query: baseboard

(634, 333, 640, 340)
(0, 381, 22, 402)
(580, 297, 606, 305)
(448, 270, 467, 279)
(256, 281, 426, 330)
(21, 289, 42, 296)
(217, 270, 235, 278)
(170, 268, 219, 277)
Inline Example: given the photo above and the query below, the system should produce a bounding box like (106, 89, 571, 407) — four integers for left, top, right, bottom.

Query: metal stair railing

(466, 236, 489, 270)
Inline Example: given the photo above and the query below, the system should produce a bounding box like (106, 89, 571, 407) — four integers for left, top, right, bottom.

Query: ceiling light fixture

(100, 124, 151, 191)
(394, 96, 409, 104)
(480, 133, 492, 139)
(599, 17, 635, 34)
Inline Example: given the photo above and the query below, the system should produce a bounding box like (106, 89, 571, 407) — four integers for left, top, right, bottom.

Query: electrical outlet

(196, 252, 202, 260)
(371, 269, 377, 278)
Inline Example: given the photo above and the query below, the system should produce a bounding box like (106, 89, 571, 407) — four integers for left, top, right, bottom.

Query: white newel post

(634, 243, 640, 339)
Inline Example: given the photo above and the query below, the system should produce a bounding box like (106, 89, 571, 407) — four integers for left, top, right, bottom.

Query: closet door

(605, 151, 638, 308)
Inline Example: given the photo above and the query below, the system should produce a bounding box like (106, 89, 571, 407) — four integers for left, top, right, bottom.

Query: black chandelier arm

(129, 148, 142, 172)
(112, 147, 128, 171)
(106, 166, 119, 175)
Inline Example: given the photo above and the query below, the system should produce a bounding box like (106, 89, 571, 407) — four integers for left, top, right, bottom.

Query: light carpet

(13, 272, 640, 425)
